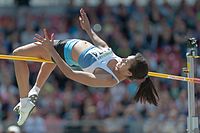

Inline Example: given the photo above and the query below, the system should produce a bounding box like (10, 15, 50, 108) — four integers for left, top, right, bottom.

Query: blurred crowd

(0, 0, 200, 133)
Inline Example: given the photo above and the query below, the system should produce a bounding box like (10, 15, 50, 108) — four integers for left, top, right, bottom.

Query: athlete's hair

(128, 53, 159, 106)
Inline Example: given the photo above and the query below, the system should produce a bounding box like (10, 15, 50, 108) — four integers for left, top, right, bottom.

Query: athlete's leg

(35, 62, 56, 88)
(13, 43, 56, 98)
(13, 42, 56, 125)
(28, 62, 56, 100)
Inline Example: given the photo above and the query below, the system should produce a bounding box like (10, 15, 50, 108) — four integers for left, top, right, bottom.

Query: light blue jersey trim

(78, 46, 95, 68)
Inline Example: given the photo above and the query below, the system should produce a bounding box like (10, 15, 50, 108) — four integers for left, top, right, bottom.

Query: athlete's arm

(79, 8, 108, 48)
(34, 29, 116, 87)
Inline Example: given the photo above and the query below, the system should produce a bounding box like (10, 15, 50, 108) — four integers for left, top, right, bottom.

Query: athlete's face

(116, 55, 135, 76)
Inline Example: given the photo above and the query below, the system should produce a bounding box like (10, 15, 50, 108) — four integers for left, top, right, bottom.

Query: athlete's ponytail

(129, 53, 159, 106)
(134, 77, 159, 106)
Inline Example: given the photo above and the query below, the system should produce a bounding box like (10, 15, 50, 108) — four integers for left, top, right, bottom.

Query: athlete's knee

(13, 47, 24, 56)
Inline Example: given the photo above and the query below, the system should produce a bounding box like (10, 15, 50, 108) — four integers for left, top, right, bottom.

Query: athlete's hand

(79, 8, 91, 32)
(34, 29, 55, 51)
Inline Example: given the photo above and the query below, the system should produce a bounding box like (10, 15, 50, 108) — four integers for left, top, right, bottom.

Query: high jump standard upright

(186, 38, 199, 133)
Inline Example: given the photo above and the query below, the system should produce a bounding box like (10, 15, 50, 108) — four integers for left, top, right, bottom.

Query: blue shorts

(64, 39, 80, 67)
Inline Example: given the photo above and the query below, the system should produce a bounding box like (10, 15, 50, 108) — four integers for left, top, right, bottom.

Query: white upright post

(186, 38, 199, 133)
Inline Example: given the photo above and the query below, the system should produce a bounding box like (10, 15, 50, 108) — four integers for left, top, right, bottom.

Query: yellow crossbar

(148, 72, 200, 84)
(0, 54, 54, 63)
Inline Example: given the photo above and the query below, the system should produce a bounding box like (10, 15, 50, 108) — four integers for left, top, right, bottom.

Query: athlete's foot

(29, 94, 38, 104)
(17, 98, 35, 126)
(13, 94, 38, 114)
